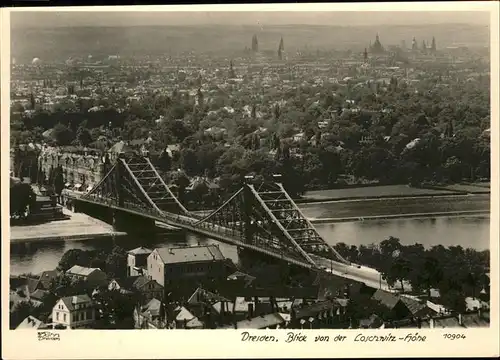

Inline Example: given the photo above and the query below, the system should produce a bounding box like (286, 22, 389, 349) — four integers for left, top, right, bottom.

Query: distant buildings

(278, 37, 284, 60)
(251, 34, 259, 52)
(370, 34, 385, 54)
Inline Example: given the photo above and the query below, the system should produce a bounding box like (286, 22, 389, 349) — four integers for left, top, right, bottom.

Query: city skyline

(11, 10, 490, 29)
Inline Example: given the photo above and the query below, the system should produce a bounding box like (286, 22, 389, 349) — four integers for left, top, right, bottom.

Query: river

(10, 197, 490, 276)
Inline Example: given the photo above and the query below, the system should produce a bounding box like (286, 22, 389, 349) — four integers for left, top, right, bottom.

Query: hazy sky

(12, 11, 490, 29)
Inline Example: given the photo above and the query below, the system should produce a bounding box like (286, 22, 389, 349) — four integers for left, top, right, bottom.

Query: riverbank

(309, 210, 489, 224)
(300, 193, 490, 222)
(300, 183, 490, 203)
(10, 208, 127, 243)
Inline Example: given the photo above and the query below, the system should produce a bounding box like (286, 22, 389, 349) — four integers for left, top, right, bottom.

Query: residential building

(108, 275, 164, 301)
(371, 289, 412, 320)
(127, 247, 152, 277)
(393, 310, 490, 329)
(290, 298, 348, 329)
(134, 298, 165, 329)
(52, 294, 96, 329)
(66, 265, 108, 288)
(16, 316, 46, 330)
(173, 306, 204, 329)
(399, 295, 439, 318)
(147, 245, 226, 287)
(235, 313, 286, 329)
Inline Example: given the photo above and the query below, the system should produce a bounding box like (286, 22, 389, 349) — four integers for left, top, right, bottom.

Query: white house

(52, 294, 96, 329)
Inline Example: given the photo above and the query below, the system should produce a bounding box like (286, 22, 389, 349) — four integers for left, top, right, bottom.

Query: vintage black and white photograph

(6, 6, 493, 334)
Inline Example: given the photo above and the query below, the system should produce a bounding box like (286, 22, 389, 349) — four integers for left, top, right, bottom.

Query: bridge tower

(108, 152, 157, 234)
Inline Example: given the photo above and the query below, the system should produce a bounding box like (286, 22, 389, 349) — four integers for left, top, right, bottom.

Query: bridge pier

(69, 199, 81, 213)
(112, 210, 156, 234)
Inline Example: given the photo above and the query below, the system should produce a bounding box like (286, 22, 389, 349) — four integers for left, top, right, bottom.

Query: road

(309, 254, 394, 291)
(172, 213, 393, 290)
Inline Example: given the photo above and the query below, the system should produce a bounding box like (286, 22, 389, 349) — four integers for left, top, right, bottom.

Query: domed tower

(371, 33, 385, 54)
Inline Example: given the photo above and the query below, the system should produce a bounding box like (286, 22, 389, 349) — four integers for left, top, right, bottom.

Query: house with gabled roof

(52, 294, 96, 329)
(134, 298, 165, 329)
(16, 315, 46, 330)
(108, 275, 163, 301)
(371, 289, 415, 320)
(127, 247, 152, 277)
(66, 265, 108, 288)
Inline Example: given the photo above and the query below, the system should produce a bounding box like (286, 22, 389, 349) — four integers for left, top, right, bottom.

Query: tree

(379, 237, 402, 258)
(439, 290, 466, 313)
(10, 182, 36, 218)
(105, 246, 127, 279)
(52, 123, 75, 146)
(52, 166, 65, 196)
(57, 249, 92, 272)
(171, 170, 191, 203)
(95, 290, 138, 329)
(158, 149, 172, 173)
(412, 255, 444, 298)
(76, 126, 93, 146)
(334, 242, 350, 259)
(346, 294, 394, 328)
(384, 256, 411, 291)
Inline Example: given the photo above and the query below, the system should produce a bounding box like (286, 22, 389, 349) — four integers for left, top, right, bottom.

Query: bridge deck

(66, 155, 386, 289)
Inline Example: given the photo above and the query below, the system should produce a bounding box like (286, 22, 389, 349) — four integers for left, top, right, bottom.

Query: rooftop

(371, 289, 402, 310)
(16, 316, 45, 330)
(236, 313, 285, 329)
(66, 265, 102, 277)
(127, 246, 153, 256)
(59, 294, 92, 311)
(155, 245, 225, 264)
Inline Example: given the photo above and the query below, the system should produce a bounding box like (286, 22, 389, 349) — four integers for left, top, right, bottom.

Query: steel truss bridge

(70, 153, 384, 287)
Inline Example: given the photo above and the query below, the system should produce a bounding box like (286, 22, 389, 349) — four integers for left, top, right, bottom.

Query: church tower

(229, 59, 236, 78)
(252, 34, 259, 52)
(278, 37, 284, 60)
(431, 36, 437, 52)
(412, 37, 418, 51)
